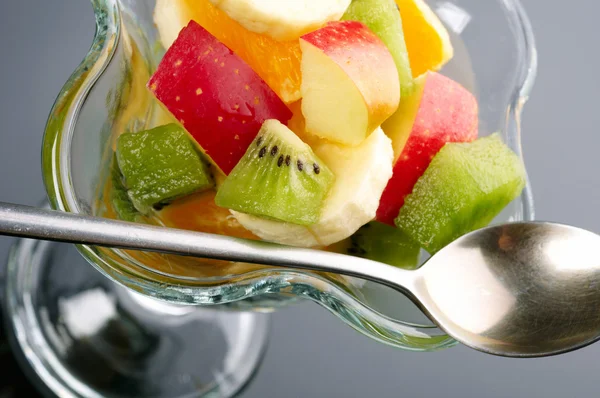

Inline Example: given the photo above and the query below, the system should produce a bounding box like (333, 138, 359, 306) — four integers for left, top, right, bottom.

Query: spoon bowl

(413, 222, 600, 357)
(1, 202, 599, 357)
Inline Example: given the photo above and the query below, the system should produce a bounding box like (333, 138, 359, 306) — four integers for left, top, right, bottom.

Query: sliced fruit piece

(232, 128, 394, 247)
(395, 0, 454, 77)
(215, 120, 334, 226)
(207, 0, 351, 41)
(377, 72, 478, 225)
(332, 222, 420, 269)
(382, 74, 426, 160)
(160, 190, 260, 240)
(154, 0, 303, 103)
(342, 0, 413, 96)
(300, 21, 400, 146)
(116, 124, 214, 214)
(396, 133, 526, 253)
(110, 156, 139, 222)
(148, 21, 292, 175)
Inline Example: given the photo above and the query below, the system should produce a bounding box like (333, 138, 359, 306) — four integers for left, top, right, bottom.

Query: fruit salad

(106, 0, 526, 272)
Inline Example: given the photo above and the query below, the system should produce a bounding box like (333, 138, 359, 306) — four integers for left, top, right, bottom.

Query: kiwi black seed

(313, 163, 320, 174)
(215, 121, 335, 226)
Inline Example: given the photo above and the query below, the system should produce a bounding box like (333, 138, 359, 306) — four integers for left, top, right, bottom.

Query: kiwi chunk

(109, 156, 139, 222)
(215, 120, 334, 226)
(343, 222, 420, 269)
(395, 133, 526, 254)
(116, 124, 213, 214)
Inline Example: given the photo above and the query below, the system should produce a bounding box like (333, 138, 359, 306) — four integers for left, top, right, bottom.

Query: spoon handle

(0, 202, 416, 290)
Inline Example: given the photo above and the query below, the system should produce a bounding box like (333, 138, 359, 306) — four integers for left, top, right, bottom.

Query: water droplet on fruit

(270, 146, 278, 156)
(259, 147, 267, 158)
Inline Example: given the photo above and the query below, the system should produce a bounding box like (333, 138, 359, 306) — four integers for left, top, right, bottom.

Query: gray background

(0, 0, 597, 397)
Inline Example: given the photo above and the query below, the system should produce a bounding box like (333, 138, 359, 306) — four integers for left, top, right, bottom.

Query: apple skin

(300, 21, 400, 146)
(377, 72, 478, 225)
(148, 20, 292, 175)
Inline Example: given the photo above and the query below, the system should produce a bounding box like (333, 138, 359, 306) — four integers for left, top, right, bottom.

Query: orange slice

(160, 190, 259, 240)
(154, 0, 302, 103)
(395, 0, 454, 77)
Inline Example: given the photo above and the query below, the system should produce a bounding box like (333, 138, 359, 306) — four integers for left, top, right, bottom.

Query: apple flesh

(148, 20, 292, 175)
(377, 72, 478, 225)
(300, 21, 400, 146)
(342, 0, 413, 97)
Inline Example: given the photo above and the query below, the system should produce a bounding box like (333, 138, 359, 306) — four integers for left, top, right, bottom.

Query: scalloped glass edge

(41, 0, 537, 351)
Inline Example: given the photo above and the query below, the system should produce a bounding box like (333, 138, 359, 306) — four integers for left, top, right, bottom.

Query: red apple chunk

(148, 20, 292, 175)
(377, 72, 478, 225)
(300, 21, 400, 146)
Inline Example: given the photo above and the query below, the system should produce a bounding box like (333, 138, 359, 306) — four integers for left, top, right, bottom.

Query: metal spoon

(1, 201, 599, 358)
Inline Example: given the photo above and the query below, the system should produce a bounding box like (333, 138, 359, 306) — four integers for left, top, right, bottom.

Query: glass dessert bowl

(6, 0, 536, 395)
(45, 0, 536, 349)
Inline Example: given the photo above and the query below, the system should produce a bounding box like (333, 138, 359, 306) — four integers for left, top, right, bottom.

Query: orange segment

(154, 0, 302, 103)
(395, 0, 454, 77)
(160, 191, 259, 240)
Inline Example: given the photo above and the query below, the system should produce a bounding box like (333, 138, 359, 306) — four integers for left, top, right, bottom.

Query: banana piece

(207, 0, 352, 41)
(154, 0, 193, 50)
(232, 128, 394, 247)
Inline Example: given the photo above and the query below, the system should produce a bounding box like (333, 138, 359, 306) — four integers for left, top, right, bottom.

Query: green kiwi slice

(116, 124, 214, 214)
(340, 222, 420, 270)
(215, 120, 334, 226)
(395, 133, 526, 254)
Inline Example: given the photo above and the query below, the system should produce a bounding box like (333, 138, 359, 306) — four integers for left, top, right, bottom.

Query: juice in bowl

(7, 0, 536, 396)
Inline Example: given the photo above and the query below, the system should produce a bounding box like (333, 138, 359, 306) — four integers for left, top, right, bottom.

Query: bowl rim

(41, 0, 538, 350)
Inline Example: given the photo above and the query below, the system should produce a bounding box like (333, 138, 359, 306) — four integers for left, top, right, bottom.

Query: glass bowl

(42, 0, 537, 351)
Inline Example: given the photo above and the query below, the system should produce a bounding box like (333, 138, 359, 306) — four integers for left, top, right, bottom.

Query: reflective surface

(4, 235, 270, 397)
(417, 222, 600, 357)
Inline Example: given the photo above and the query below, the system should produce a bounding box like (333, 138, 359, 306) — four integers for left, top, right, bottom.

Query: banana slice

(232, 128, 394, 247)
(207, 0, 352, 41)
(154, 0, 193, 50)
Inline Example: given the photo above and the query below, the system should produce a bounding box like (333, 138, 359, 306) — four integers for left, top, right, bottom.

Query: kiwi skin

(215, 120, 334, 226)
(109, 156, 139, 222)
